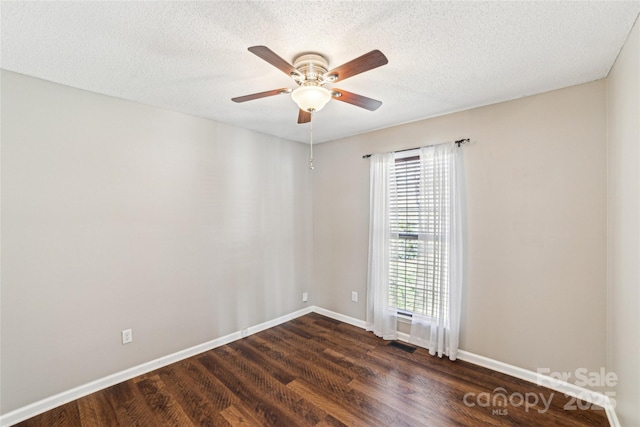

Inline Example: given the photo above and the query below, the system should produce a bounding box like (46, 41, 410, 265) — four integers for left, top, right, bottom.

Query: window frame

(388, 148, 450, 321)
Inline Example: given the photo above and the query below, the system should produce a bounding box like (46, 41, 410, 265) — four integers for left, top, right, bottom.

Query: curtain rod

(361, 138, 469, 159)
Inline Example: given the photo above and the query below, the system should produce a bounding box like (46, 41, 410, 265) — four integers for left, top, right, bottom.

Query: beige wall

(0, 70, 313, 414)
(606, 16, 640, 426)
(313, 81, 608, 380)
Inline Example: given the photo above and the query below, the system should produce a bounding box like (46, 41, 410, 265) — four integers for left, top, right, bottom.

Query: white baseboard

(604, 403, 621, 427)
(312, 308, 619, 427)
(311, 306, 366, 329)
(1, 305, 618, 427)
(0, 306, 315, 427)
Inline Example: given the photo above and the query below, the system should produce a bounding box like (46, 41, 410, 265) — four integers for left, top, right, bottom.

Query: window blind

(389, 153, 450, 318)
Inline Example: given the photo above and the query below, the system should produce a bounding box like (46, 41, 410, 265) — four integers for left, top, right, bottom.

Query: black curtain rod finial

(455, 138, 470, 147)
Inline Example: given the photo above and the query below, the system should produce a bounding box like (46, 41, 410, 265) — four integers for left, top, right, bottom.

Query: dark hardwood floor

(16, 313, 609, 426)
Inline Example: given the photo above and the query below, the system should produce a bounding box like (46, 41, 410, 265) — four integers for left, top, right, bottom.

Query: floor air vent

(388, 341, 417, 353)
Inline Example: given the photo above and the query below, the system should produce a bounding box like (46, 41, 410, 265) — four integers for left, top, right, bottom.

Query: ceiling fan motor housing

(293, 54, 329, 86)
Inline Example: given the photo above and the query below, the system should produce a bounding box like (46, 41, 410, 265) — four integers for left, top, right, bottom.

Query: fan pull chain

(309, 114, 314, 170)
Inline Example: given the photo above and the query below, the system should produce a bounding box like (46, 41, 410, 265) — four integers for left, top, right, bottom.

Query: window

(367, 143, 463, 357)
(388, 151, 450, 318)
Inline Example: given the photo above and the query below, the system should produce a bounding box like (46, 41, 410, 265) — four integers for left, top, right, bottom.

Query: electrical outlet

(302, 292, 308, 302)
(241, 328, 249, 338)
(122, 329, 133, 344)
(351, 291, 358, 302)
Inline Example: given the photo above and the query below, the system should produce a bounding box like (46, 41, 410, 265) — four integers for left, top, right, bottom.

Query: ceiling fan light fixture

(291, 85, 332, 113)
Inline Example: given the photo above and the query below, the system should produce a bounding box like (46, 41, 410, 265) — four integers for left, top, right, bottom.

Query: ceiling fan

(231, 46, 388, 124)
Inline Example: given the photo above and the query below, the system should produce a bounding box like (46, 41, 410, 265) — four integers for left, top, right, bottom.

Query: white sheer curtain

(365, 152, 398, 340)
(408, 142, 464, 360)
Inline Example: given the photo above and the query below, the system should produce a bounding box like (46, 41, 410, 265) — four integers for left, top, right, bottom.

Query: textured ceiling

(2, 1, 639, 144)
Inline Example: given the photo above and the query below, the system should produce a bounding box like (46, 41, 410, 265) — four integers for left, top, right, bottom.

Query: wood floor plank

(287, 379, 376, 427)
(135, 374, 195, 426)
(197, 353, 296, 427)
(227, 336, 297, 385)
(220, 404, 267, 427)
(101, 380, 164, 426)
(155, 363, 233, 426)
(347, 344, 502, 427)
(292, 316, 377, 354)
(18, 401, 82, 427)
(240, 332, 407, 426)
(313, 415, 349, 427)
(76, 392, 120, 426)
(200, 347, 325, 426)
(14, 313, 610, 427)
(347, 376, 478, 427)
(251, 336, 425, 427)
(260, 326, 357, 383)
(179, 358, 240, 411)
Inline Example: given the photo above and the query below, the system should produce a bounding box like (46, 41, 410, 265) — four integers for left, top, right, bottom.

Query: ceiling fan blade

(297, 109, 312, 124)
(325, 50, 388, 82)
(248, 46, 301, 77)
(231, 88, 291, 103)
(332, 89, 382, 111)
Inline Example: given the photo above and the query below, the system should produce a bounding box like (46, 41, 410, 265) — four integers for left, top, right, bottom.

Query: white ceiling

(2, 1, 639, 144)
